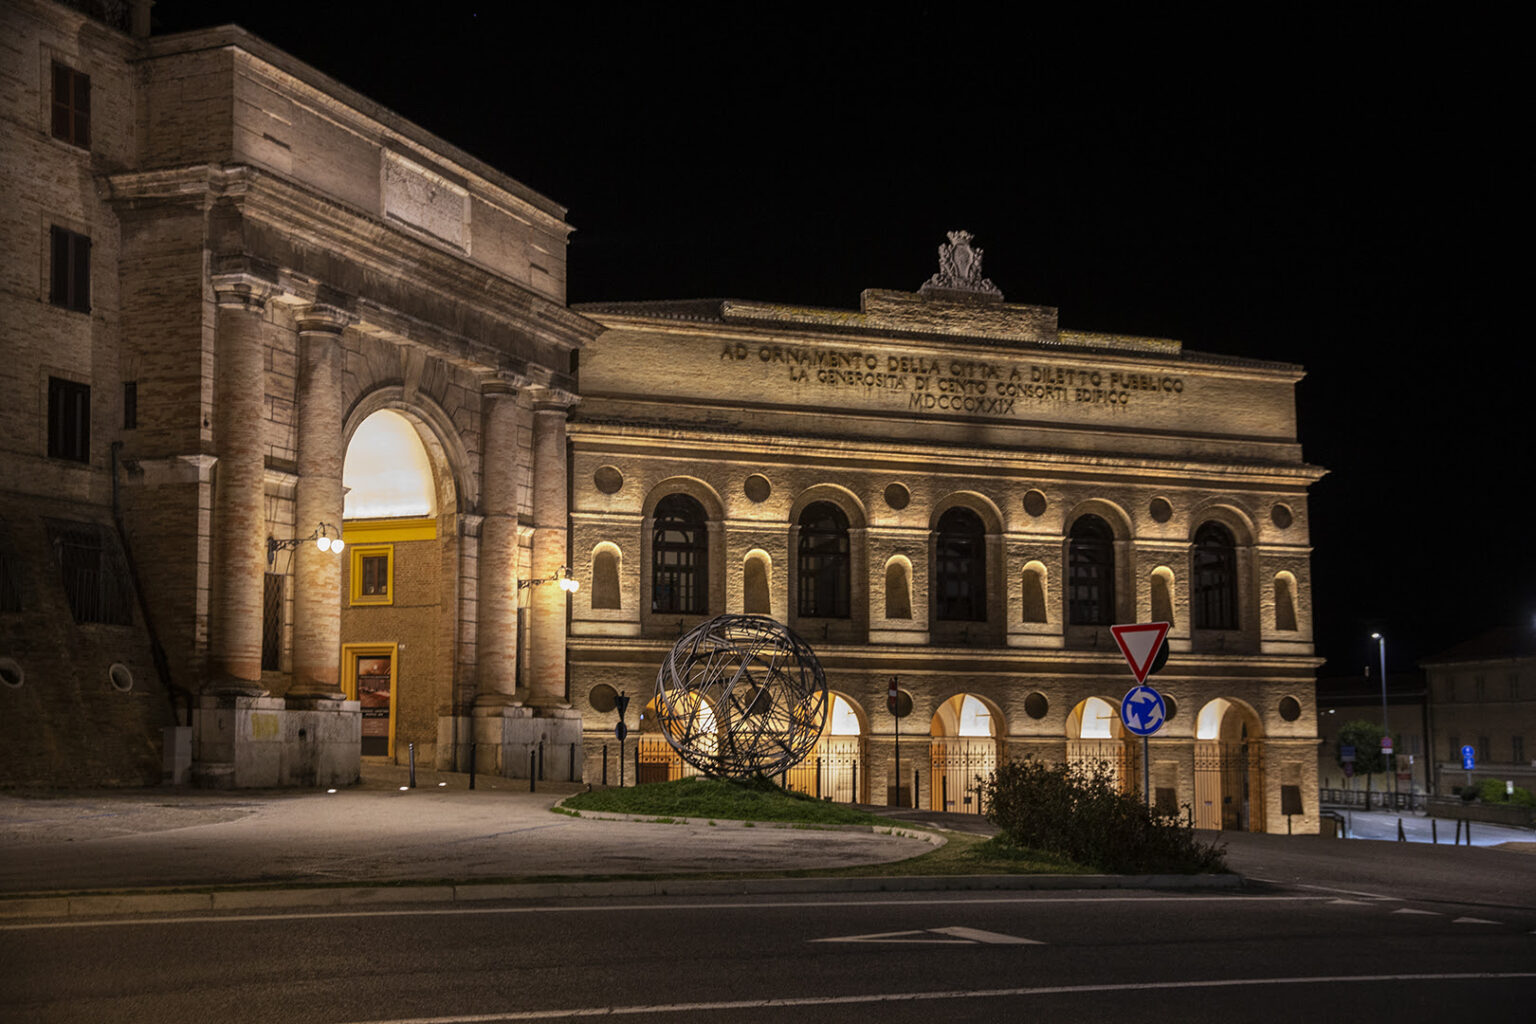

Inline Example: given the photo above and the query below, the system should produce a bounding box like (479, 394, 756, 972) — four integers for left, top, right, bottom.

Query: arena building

(3, 2, 1325, 833)
(568, 233, 1325, 832)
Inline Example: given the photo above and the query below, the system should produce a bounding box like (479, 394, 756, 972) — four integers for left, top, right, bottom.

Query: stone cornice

(565, 421, 1327, 488)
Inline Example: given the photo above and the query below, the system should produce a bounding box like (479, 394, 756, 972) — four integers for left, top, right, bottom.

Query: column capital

(481, 369, 532, 397)
(211, 272, 274, 313)
(527, 384, 580, 412)
(296, 303, 355, 335)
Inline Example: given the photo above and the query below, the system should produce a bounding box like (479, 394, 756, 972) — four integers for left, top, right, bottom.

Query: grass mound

(562, 775, 890, 825)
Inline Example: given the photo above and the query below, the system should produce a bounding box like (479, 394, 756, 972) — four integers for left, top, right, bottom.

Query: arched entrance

(635, 693, 709, 783)
(1066, 696, 1137, 793)
(1194, 698, 1265, 831)
(339, 408, 449, 762)
(785, 693, 866, 803)
(930, 694, 1001, 813)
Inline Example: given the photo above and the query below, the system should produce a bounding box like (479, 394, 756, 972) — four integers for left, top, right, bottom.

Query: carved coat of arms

(921, 230, 1002, 297)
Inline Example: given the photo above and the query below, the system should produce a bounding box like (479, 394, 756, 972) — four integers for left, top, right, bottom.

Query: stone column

(528, 387, 578, 707)
(475, 373, 525, 708)
(288, 304, 352, 701)
(207, 274, 273, 695)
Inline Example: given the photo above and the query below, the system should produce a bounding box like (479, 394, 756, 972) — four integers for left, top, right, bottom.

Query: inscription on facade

(719, 342, 1184, 416)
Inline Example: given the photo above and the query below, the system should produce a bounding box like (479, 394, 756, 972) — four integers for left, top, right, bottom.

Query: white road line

(1248, 879, 1398, 901)
(1453, 916, 1501, 925)
(927, 925, 1041, 944)
(1393, 908, 1441, 916)
(334, 973, 1536, 1023)
(811, 926, 1040, 945)
(0, 894, 1329, 931)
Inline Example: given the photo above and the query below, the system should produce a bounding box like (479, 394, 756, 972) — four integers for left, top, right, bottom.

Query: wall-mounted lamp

(267, 522, 345, 565)
(518, 566, 580, 593)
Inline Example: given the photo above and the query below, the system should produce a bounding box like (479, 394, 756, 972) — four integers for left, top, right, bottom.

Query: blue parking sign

(1461, 745, 1475, 770)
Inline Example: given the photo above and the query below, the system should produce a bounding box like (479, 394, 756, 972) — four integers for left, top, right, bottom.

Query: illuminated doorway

(343, 643, 397, 758)
(785, 693, 866, 803)
(1194, 698, 1265, 831)
(930, 694, 1000, 813)
(1066, 696, 1137, 793)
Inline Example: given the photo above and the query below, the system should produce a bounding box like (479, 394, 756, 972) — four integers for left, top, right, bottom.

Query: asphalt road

(5, 884, 1533, 1023)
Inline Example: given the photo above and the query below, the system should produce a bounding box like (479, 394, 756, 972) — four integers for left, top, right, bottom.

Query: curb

(0, 871, 1243, 923)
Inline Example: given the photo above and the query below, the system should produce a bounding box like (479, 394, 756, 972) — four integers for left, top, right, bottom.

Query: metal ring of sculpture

(652, 614, 827, 779)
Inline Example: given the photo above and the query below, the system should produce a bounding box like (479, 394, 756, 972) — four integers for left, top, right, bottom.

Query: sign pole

(1143, 735, 1150, 810)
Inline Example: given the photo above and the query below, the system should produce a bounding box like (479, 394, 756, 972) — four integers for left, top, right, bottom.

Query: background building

(567, 235, 1324, 833)
(1422, 627, 1536, 797)
(1, 0, 595, 787)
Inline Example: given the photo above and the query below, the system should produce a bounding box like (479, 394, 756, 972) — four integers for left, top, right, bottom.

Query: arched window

(797, 502, 850, 618)
(935, 507, 986, 622)
(743, 551, 771, 614)
(652, 493, 707, 614)
(591, 544, 621, 610)
(884, 557, 912, 619)
(1068, 514, 1115, 626)
(1192, 522, 1237, 630)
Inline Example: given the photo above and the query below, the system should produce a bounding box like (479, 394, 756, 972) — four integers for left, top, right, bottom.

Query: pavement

(8, 766, 1527, 921)
(1319, 803, 1536, 848)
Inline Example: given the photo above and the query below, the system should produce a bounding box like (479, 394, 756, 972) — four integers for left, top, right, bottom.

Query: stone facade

(567, 269, 1325, 833)
(1, 0, 597, 787)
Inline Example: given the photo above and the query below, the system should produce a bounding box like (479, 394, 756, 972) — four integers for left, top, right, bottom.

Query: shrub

(980, 757, 1227, 874)
(1476, 778, 1536, 806)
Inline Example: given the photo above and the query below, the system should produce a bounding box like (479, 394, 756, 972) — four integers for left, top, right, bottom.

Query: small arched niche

(743, 549, 772, 614)
(883, 555, 913, 620)
(1021, 560, 1048, 623)
(1150, 566, 1176, 626)
(590, 542, 622, 610)
(1273, 571, 1299, 632)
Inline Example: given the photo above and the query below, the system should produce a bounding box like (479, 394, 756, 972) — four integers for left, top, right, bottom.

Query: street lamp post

(1371, 632, 1390, 807)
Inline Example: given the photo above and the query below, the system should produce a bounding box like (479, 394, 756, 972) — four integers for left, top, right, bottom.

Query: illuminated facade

(567, 239, 1325, 832)
(0, 0, 595, 786)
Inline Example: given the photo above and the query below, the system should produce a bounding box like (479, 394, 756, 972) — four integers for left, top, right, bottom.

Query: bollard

(913, 767, 919, 809)
(1466, 820, 1472, 845)
(1431, 818, 1437, 844)
(530, 750, 537, 793)
(1397, 817, 1405, 842)
(408, 742, 417, 788)
(851, 761, 857, 804)
(569, 743, 576, 783)
(634, 744, 640, 786)
(468, 741, 476, 790)
(816, 756, 822, 800)
(1454, 819, 1462, 845)
(603, 744, 609, 786)
(538, 740, 545, 782)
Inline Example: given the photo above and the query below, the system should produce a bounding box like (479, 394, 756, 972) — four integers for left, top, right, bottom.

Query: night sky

(153, 3, 1529, 675)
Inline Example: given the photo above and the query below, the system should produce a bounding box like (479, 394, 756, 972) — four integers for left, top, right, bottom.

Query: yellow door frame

(342, 642, 399, 759)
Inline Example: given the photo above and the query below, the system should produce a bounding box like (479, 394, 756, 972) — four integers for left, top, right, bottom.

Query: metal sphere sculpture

(653, 614, 827, 779)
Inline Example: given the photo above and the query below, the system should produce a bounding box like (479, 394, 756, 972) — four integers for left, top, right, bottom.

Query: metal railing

(1319, 787, 1425, 812)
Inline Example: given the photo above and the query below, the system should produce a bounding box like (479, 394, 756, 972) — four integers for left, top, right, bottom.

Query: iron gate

(931, 738, 998, 814)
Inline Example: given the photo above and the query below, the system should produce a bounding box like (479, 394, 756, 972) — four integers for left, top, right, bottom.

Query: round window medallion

(0, 657, 22, 689)
(588, 683, 618, 712)
(1162, 694, 1178, 722)
(1149, 497, 1173, 523)
(1278, 695, 1302, 722)
(1022, 489, 1047, 517)
(1271, 503, 1294, 529)
(108, 662, 134, 693)
(593, 466, 624, 495)
(1024, 691, 1049, 720)
(883, 483, 910, 510)
(744, 474, 772, 503)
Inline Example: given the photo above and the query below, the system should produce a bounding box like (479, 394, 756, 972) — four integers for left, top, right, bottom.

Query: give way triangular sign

(1110, 622, 1170, 684)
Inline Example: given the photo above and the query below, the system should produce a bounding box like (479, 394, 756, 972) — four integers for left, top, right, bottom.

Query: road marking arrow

(813, 927, 1041, 945)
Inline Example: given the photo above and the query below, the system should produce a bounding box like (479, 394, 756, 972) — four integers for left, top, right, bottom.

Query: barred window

(48, 376, 90, 462)
(652, 493, 707, 615)
(1192, 521, 1238, 630)
(935, 507, 986, 622)
(1067, 514, 1115, 626)
(50, 226, 91, 313)
(797, 502, 850, 618)
(44, 519, 132, 625)
(262, 573, 284, 671)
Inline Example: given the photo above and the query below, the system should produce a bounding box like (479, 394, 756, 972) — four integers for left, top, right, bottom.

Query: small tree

(1336, 720, 1387, 800)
